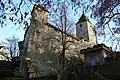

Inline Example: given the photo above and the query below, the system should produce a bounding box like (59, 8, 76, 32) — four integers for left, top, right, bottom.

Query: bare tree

(91, 0, 120, 50)
(23, 3, 76, 80)
(22, 2, 95, 79)
(1, 35, 19, 57)
(57, 4, 74, 80)
(0, 0, 92, 28)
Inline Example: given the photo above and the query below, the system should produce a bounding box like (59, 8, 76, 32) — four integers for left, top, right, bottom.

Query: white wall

(87, 21, 96, 44)
(76, 21, 88, 39)
(76, 21, 97, 45)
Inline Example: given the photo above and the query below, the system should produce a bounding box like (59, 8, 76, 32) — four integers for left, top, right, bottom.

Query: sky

(0, 0, 31, 43)
(0, 0, 112, 49)
(0, 2, 90, 41)
(0, 26, 25, 41)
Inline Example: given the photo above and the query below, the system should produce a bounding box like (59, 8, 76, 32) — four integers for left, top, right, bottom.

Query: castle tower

(76, 14, 97, 44)
(31, 4, 49, 23)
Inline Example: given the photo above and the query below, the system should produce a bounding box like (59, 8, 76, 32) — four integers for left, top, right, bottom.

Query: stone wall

(23, 4, 95, 78)
(84, 50, 105, 66)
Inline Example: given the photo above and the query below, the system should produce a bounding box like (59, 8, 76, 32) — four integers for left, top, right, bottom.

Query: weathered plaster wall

(76, 20, 96, 45)
(84, 50, 105, 66)
(76, 21, 88, 40)
(87, 21, 96, 44)
(23, 5, 95, 78)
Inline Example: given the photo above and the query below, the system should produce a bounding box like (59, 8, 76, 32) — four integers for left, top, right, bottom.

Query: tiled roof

(80, 44, 112, 54)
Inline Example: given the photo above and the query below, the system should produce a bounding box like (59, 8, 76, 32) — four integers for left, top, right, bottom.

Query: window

(42, 19, 44, 22)
(90, 25, 92, 27)
(80, 24, 82, 27)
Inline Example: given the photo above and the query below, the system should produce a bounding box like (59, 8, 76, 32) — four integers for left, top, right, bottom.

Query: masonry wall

(23, 5, 95, 78)
(76, 21, 88, 40)
(84, 50, 105, 67)
(87, 21, 96, 44)
(76, 20, 97, 45)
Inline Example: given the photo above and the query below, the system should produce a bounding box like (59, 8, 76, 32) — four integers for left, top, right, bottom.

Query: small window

(80, 24, 82, 27)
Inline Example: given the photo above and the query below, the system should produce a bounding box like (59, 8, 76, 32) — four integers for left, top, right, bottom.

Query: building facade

(21, 4, 98, 78)
(76, 14, 97, 44)
(81, 44, 112, 67)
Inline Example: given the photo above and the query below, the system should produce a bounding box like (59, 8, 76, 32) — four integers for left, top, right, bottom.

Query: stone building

(81, 44, 113, 66)
(76, 14, 97, 44)
(19, 4, 100, 79)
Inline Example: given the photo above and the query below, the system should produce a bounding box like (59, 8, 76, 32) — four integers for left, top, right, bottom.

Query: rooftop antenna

(82, 3, 86, 15)
(82, 8, 84, 14)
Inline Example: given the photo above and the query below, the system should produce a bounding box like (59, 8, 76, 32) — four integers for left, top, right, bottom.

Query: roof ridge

(76, 13, 91, 24)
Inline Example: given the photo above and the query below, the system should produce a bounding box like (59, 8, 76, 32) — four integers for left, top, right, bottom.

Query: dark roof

(115, 51, 120, 54)
(0, 46, 4, 49)
(31, 4, 49, 15)
(76, 14, 91, 24)
(80, 43, 112, 54)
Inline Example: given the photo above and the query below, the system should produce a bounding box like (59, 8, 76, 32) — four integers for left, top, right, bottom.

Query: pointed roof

(76, 14, 91, 24)
(0, 46, 4, 49)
